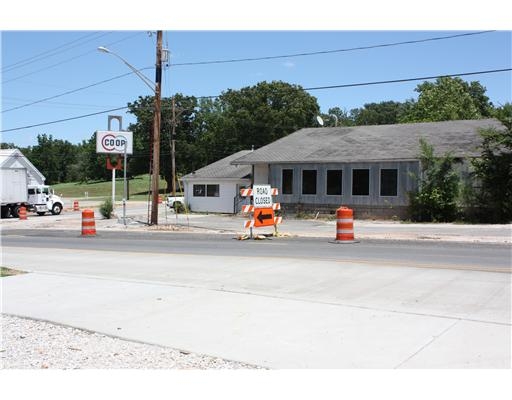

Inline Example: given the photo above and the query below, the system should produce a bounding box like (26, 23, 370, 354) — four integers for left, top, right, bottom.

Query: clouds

(282, 61, 296, 68)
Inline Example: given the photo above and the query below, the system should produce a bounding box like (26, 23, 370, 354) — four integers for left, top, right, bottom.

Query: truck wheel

(1, 206, 10, 218)
(51, 203, 62, 215)
(11, 205, 20, 218)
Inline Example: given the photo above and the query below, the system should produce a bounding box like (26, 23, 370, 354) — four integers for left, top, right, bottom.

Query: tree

(26, 134, 78, 184)
(318, 107, 355, 127)
(467, 125, 512, 223)
(351, 101, 405, 126)
(201, 81, 320, 163)
(408, 139, 460, 222)
(127, 94, 200, 193)
(399, 77, 493, 123)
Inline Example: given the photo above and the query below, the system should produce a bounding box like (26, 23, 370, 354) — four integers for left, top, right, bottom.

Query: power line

(2, 68, 153, 113)
(170, 31, 496, 67)
(2, 32, 146, 84)
(1, 106, 128, 133)
(2, 67, 510, 134)
(1, 32, 110, 73)
(303, 68, 512, 91)
(3, 30, 495, 111)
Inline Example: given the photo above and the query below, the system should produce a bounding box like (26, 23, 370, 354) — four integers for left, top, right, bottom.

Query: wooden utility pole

(171, 97, 177, 198)
(150, 30, 163, 225)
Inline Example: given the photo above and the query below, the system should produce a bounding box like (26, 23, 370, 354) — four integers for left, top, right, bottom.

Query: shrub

(408, 139, 460, 222)
(99, 198, 114, 219)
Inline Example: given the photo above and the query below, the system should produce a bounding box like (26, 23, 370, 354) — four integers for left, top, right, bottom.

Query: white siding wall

(253, 164, 269, 184)
(184, 180, 249, 213)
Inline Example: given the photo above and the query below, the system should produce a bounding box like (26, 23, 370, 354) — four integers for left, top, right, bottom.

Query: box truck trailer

(1, 168, 64, 218)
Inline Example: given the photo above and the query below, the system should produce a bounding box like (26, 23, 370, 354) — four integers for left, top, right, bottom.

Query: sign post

(240, 186, 282, 238)
(96, 129, 133, 219)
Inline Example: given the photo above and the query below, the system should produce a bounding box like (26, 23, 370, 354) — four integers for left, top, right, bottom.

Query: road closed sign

(96, 131, 133, 155)
(253, 184, 273, 208)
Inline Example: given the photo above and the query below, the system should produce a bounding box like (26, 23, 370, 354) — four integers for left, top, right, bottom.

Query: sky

(2, 0, 512, 150)
(2, 29, 510, 149)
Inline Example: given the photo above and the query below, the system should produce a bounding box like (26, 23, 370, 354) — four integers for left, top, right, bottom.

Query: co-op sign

(95, 131, 133, 155)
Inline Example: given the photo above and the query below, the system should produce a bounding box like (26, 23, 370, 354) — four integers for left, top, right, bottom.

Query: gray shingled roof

(182, 150, 252, 180)
(232, 119, 504, 165)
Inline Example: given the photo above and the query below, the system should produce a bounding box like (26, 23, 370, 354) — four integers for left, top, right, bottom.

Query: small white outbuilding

(0, 148, 45, 185)
(181, 150, 252, 213)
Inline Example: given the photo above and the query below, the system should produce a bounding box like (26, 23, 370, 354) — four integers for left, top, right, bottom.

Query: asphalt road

(2, 229, 511, 273)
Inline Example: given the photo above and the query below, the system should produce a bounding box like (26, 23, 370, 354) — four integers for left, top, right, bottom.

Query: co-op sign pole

(96, 120, 133, 224)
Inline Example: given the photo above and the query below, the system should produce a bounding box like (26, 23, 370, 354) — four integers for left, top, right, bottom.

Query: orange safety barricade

(81, 209, 96, 236)
(19, 206, 27, 220)
(336, 206, 354, 242)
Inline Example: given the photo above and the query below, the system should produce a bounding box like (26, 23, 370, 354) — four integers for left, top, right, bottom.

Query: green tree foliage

(399, 77, 493, 123)
(492, 103, 512, 130)
(24, 134, 78, 184)
(127, 94, 201, 193)
(467, 124, 512, 223)
(408, 139, 461, 222)
(351, 101, 405, 125)
(203, 81, 320, 162)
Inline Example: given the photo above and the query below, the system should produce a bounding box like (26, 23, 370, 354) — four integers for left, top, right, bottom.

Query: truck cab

(27, 185, 64, 215)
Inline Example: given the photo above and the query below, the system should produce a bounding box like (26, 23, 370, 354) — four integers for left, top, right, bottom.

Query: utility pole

(171, 97, 177, 198)
(150, 30, 163, 225)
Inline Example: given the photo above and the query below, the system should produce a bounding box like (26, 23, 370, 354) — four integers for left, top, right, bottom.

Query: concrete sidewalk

(1, 202, 511, 244)
(3, 247, 510, 368)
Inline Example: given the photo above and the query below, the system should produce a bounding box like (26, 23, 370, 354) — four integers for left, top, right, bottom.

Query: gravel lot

(1, 315, 263, 369)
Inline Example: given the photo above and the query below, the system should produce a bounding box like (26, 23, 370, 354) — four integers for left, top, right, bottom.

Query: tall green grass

(52, 174, 177, 201)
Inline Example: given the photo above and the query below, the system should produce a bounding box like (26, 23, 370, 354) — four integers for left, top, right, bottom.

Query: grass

(52, 174, 181, 201)
(0, 267, 27, 277)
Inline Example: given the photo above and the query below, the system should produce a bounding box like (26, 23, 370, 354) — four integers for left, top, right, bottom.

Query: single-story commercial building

(231, 119, 505, 219)
(182, 150, 252, 213)
(0, 148, 45, 185)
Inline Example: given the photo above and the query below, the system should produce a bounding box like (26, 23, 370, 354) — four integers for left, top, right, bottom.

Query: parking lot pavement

(2, 202, 511, 244)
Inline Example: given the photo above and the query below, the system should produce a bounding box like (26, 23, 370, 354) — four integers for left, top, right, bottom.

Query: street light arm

(98, 46, 156, 93)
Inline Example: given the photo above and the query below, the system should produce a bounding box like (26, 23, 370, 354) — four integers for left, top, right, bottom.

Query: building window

(302, 170, 317, 195)
(207, 184, 220, 197)
(282, 169, 293, 194)
(193, 184, 205, 197)
(326, 170, 343, 195)
(193, 184, 219, 197)
(380, 169, 398, 196)
(352, 169, 370, 196)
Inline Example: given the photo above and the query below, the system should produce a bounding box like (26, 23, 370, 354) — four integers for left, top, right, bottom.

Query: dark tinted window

(352, 169, 370, 196)
(302, 170, 317, 195)
(193, 184, 205, 197)
(207, 184, 219, 197)
(282, 169, 293, 194)
(326, 170, 343, 195)
(380, 169, 398, 196)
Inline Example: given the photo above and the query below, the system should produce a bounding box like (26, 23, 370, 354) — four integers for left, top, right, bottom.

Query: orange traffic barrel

(19, 206, 27, 220)
(334, 206, 357, 243)
(81, 209, 96, 236)
(73, 200, 80, 211)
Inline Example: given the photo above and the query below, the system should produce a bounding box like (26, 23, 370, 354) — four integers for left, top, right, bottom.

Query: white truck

(1, 168, 64, 218)
(166, 195, 185, 211)
(27, 184, 65, 216)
